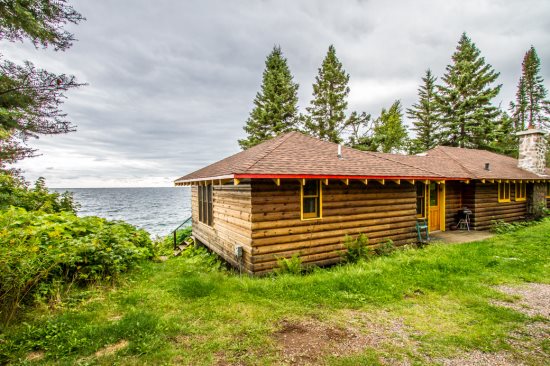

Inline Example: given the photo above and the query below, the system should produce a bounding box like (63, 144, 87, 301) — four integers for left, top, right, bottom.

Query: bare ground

(439, 283, 550, 366)
(270, 283, 549, 366)
(94, 339, 129, 358)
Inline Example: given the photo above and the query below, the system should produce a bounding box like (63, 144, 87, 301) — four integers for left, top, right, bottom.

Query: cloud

(4, 0, 550, 187)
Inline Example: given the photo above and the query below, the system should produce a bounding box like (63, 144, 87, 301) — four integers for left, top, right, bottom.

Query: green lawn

(1, 220, 549, 365)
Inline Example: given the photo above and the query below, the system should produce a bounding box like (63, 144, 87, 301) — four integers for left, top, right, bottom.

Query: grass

(1, 220, 549, 365)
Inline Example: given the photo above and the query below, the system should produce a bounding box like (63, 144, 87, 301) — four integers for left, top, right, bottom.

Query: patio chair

(416, 218, 429, 243)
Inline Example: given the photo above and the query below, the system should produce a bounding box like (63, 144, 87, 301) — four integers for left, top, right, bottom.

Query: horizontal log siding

(445, 181, 463, 230)
(250, 179, 417, 274)
(192, 185, 254, 274)
(470, 182, 527, 230)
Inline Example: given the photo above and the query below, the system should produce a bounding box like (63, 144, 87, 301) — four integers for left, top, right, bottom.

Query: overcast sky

(4, 0, 550, 187)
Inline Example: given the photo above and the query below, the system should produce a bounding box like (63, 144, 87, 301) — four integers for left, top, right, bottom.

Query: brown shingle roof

(175, 132, 549, 184)
(175, 132, 447, 183)
(425, 146, 550, 180)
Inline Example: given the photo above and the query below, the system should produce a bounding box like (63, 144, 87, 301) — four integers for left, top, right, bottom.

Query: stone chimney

(516, 129, 548, 175)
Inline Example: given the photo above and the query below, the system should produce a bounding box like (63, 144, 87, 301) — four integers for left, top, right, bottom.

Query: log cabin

(175, 129, 550, 275)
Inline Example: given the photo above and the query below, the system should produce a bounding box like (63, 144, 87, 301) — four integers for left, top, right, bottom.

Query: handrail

(172, 216, 192, 249)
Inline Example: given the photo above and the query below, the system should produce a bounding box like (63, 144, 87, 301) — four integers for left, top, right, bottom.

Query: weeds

(340, 233, 371, 263)
(275, 254, 303, 275)
(490, 218, 549, 234)
(374, 239, 396, 256)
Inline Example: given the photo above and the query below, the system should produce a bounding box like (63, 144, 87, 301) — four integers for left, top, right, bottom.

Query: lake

(53, 187, 192, 238)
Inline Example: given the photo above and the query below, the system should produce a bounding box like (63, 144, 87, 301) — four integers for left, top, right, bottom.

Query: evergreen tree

(238, 46, 299, 150)
(0, 0, 84, 168)
(488, 111, 518, 157)
(512, 46, 549, 129)
(407, 69, 441, 153)
(346, 111, 374, 151)
(435, 33, 502, 148)
(510, 77, 527, 131)
(304, 45, 350, 143)
(372, 100, 409, 153)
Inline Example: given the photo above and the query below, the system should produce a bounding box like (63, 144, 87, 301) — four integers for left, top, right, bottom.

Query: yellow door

(428, 183, 440, 231)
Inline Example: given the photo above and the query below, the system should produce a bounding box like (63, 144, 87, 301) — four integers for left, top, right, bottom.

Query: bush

(490, 219, 536, 234)
(340, 233, 371, 263)
(275, 254, 302, 275)
(0, 207, 153, 324)
(0, 173, 79, 213)
(375, 239, 396, 256)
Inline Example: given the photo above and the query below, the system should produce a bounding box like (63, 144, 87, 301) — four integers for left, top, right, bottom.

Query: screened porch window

(498, 182, 510, 203)
(515, 182, 526, 201)
(301, 180, 322, 220)
(198, 185, 213, 226)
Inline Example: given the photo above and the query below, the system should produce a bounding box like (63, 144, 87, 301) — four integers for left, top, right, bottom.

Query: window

(515, 181, 526, 201)
(301, 180, 322, 220)
(546, 182, 550, 198)
(198, 185, 213, 225)
(416, 182, 427, 218)
(498, 182, 510, 203)
(429, 183, 438, 206)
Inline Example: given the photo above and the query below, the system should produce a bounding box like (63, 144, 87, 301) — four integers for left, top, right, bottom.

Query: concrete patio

(429, 230, 494, 244)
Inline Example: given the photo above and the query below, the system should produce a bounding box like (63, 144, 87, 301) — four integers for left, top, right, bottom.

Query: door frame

(428, 181, 446, 232)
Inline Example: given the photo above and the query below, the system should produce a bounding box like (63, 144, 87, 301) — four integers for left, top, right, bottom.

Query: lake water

(53, 187, 192, 238)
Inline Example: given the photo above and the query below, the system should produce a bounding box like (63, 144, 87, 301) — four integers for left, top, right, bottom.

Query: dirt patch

(25, 351, 45, 362)
(94, 339, 129, 358)
(493, 283, 550, 318)
(273, 318, 369, 365)
(440, 283, 550, 366)
(438, 350, 523, 366)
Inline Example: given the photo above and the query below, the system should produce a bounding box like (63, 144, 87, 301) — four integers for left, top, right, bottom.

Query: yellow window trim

(416, 183, 428, 219)
(546, 182, 550, 198)
(498, 182, 511, 203)
(300, 180, 323, 221)
(515, 182, 526, 202)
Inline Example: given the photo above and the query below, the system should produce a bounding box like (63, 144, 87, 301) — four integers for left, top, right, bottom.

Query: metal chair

(416, 218, 429, 243)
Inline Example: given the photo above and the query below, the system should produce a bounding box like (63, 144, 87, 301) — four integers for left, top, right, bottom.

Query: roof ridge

(290, 132, 443, 177)
(241, 131, 296, 173)
(358, 149, 445, 178)
(433, 146, 478, 178)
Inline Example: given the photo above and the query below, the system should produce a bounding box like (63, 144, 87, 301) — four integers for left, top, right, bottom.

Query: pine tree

(0, 1, 84, 168)
(513, 46, 549, 129)
(304, 45, 350, 143)
(407, 69, 440, 153)
(489, 111, 518, 157)
(346, 111, 374, 151)
(435, 33, 502, 148)
(372, 100, 409, 153)
(238, 46, 299, 150)
(510, 77, 527, 131)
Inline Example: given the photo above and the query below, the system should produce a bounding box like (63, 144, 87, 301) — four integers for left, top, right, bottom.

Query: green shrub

(340, 233, 371, 263)
(0, 207, 153, 324)
(0, 173, 79, 213)
(275, 254, 302, 275)
(375, 239, 396, 256)
(490, 219, 533, 234)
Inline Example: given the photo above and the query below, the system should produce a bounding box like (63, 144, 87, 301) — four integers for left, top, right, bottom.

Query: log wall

(469, 182, 527, 230)
(445, 181, 463, 230)
(191, 184, 254, 274)
(249, 179, 417, 274)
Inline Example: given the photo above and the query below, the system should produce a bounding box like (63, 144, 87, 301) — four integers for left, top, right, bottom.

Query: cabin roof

(175, 131, 550, 184)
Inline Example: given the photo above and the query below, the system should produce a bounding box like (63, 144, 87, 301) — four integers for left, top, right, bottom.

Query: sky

(3, 0, 550, 187)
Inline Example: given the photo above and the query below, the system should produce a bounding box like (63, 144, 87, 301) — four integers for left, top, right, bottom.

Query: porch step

(174, 236, 195, 256)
